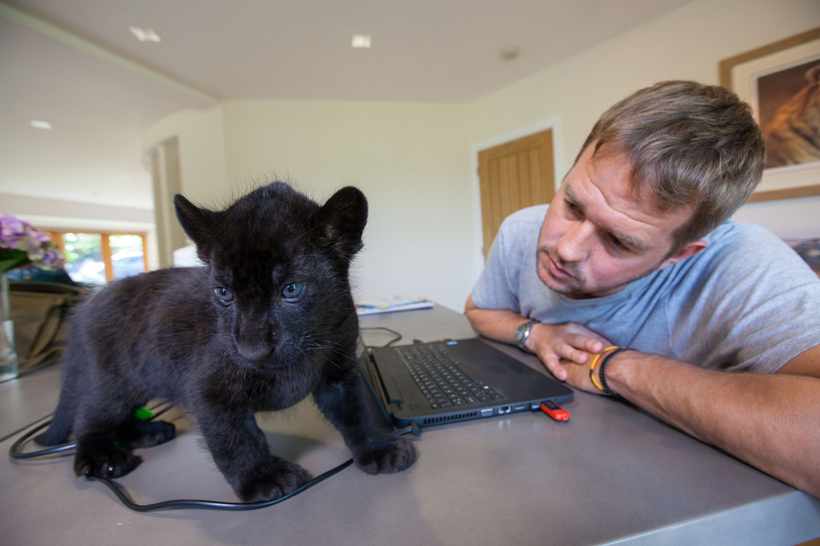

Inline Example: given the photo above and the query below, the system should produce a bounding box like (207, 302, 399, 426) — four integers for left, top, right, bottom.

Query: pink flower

(0, 214, 64, 271)
(0, 215, 26, 243)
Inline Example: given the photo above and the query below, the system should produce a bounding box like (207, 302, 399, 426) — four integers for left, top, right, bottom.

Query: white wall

(733, 196, 820, 238)
(142, 106, 228, 206)
(141, 106, 228, 269)
(464, 0, 820, 248)
(221, 99, 473, 311)
(146, 0, 820, 311)
(144, 100, 475, 311)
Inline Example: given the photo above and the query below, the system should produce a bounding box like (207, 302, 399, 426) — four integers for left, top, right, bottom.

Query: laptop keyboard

(396, 343, 504, 409)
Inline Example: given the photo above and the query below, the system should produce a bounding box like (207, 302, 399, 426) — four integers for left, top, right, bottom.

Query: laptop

(358, 336, 573, 428)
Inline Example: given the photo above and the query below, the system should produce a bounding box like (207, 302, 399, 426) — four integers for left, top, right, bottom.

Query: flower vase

(0, 274, 19, 381)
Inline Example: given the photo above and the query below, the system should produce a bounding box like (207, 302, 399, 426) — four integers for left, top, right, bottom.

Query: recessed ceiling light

(30, 120, 52, 130)
(499, 47, 520, 61)
(352, 34, 371, 48)
(130, 26, 161, 43)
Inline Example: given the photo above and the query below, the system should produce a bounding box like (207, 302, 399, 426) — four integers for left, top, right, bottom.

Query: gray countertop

(1, 304, 818, 545)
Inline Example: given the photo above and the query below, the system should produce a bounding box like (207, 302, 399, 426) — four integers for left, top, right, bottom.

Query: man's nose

(556, 221, 594, 263)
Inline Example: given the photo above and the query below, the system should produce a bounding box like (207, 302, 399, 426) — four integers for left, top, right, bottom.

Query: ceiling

(7, 0, 692, 101)
(0, 10, 210, 210)
(1, 0, 692, 210)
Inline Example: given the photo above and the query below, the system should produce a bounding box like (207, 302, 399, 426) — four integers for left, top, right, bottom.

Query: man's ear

(174, 195, 216, 263)
(313, 186, 368, 258)
(661, 239, 707, 269)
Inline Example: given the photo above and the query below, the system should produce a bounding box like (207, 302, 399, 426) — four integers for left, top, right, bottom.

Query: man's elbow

(464, 295, 480, 325)
(464, 306, 477, 325)
(464, 294, 476, 315)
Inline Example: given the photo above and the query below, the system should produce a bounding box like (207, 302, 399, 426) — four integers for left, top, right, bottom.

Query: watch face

(516, 321, 532, 346)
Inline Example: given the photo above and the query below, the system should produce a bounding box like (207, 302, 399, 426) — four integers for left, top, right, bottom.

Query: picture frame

(784, 237, 820, 275)
(719, 27, 820, 203)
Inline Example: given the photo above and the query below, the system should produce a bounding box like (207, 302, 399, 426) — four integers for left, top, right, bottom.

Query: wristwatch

(515, 319, 539, 352)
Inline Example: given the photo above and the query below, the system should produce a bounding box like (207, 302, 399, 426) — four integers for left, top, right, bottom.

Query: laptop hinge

(367, 350, 402, 406)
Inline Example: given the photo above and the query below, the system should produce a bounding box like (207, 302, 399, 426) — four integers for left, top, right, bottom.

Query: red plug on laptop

(540, 400, 571, 422)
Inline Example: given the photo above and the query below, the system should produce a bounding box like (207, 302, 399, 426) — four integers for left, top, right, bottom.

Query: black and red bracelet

(598, 347, 627, 396)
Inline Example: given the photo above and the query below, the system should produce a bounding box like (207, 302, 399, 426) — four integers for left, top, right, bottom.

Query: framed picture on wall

(719, 27, 820, 203)
(784, 238, 820, 276)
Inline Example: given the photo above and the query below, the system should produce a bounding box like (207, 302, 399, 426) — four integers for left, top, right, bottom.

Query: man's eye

(213, 286, 234, 304)
(282, 282, 306, 301)
(607, 235, 629, 252)
(565, 200, 582, 218)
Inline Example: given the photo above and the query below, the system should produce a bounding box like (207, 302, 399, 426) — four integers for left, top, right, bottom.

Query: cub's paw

(237, 458, 312, 502)
(355, 438, 417, 475)
(74, 440, 142, 478)
(124, 420, 176, 448)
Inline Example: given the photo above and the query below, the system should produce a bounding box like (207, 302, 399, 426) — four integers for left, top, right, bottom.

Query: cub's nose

(236, 342, 273, 362)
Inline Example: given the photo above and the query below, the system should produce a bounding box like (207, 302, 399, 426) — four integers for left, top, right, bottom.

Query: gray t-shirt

(471, 205, 820, 373)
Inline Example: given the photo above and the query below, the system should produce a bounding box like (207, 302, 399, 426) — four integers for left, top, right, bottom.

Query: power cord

(8, 335, 420, 512)
(0, 412, 53, 445)
(9, 402, 173, 461)
(360, 326, 403, 348)
(92, 456, 354, 512)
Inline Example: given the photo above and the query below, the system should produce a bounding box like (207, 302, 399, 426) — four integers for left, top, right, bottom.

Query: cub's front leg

(314, 366, 417, 475)
(197, 410, 311, 501)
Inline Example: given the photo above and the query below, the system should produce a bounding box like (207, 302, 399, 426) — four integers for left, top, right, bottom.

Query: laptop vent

(422, 411, 480, 426)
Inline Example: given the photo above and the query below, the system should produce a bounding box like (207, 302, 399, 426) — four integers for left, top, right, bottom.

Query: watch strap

(515, 319, 538, 352)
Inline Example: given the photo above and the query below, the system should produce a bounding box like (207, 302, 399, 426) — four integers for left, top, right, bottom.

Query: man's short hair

(578, 80, 765, 250)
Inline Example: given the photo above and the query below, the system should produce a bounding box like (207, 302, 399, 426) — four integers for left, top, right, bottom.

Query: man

(465, 81, 820, 498)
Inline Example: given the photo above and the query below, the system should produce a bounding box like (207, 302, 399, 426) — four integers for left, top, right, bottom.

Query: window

(46, 230, 148, 284)
(62, 232, 104, 284)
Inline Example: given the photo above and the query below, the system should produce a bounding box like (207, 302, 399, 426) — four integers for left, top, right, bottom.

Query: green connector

(134, 406, 155, 422)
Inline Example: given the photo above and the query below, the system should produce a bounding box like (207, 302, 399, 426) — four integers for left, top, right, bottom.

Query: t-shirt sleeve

(668, 226, 820, 374)
(470, 218, 521, 312)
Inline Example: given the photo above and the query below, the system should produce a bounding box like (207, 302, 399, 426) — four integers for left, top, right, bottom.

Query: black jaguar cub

(36, 182, 416, 501)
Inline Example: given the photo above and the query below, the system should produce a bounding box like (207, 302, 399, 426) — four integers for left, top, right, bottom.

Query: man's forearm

(606, 352, 820, 497)
(463, 306, 527, 345)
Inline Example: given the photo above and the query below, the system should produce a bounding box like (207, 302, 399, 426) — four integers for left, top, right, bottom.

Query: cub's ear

(174, 195, 216, 263)
(313, 186, 368, 258)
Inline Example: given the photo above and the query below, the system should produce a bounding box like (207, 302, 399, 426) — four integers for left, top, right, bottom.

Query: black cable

(8, 407, 360, 511)
(0, 412, 53, 445)
(150, 402, 173, 420)
(360, 326, 402, 347)
(9, 420, 75, 459)
(9, 418, 358, 511)
(86, 459, 355, 512)
(9, 401, 175, 460)
(8, 333, 415, 512)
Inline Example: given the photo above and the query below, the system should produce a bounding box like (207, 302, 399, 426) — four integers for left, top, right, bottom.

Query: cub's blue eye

(213, 286, 234, 304)
(282, 282, 305, 301)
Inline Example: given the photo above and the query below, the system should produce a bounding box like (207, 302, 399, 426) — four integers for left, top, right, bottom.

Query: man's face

(537, 144, 702, 299)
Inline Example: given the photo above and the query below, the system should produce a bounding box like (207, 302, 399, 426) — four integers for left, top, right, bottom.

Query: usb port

(512, 404, 527, 412)
(480, 408, 494, 417)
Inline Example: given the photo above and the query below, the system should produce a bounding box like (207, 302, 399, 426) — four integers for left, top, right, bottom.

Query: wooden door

(478, 129, 555, 257)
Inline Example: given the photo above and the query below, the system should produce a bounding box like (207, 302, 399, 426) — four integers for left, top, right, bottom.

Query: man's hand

(463, 297, 610, 391)
(527, 322, 610, 383)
